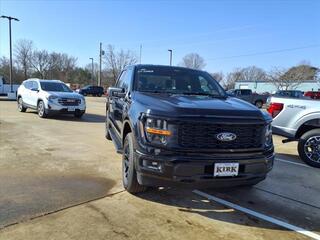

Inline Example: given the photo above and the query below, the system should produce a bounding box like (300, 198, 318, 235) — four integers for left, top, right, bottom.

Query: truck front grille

(178, 123, 264, 149)
(58, 98, 80, 106)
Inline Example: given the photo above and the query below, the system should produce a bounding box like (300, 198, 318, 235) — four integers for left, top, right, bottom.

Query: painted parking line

(275, 158, 311, 168)
(193, 190, 320, 240)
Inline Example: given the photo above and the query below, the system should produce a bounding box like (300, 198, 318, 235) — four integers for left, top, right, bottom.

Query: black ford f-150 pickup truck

(105, 65, 274, 193)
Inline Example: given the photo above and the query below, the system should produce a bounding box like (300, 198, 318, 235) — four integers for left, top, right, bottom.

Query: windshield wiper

(140, 90, 174, 94)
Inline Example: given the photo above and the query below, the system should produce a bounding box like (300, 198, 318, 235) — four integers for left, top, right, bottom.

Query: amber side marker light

(146, 127, 172, 136)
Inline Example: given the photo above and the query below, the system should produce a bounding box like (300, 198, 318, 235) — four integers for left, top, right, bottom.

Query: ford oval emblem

(216, 132, 237, 142)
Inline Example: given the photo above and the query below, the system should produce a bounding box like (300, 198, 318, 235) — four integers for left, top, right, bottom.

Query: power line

(207, 44, 320, 61)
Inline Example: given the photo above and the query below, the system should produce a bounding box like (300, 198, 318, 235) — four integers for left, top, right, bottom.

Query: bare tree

(30, 50, 52, 79)
(0, 56, 10, 80)
(268, 64, 318, 90)
(223, 68, 243, 90)
(85, 62, 99, 85)
(0, 56, 25, 83)
(15, 39, 34, 79)
(210, 72, 224, 82)
(103, 45, 138, 84)
(240, 66, 268, 82)
(180, 53, 206, 70)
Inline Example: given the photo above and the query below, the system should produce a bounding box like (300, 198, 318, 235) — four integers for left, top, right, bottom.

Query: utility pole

(89, 58, 94, 85)
(168, 49, 172, 66)
(139, 44, 142, 64)
(99, 42, 104, 86)
(1, 15, 19, 92)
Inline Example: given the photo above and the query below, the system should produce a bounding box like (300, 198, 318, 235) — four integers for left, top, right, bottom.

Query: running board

(108, 124, 123, 154)
(282, 138, 297, 143)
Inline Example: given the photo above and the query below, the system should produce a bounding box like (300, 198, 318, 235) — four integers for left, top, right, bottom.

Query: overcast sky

(1, 0, 319, 73)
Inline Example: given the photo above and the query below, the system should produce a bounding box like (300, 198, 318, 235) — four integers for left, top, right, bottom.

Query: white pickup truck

(0, 76, 20, 97)
(267, 96, 320, 167)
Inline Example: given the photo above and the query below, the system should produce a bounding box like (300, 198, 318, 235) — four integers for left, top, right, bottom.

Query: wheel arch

(122, 119, 134, 146)
(295, 119, 320, 139)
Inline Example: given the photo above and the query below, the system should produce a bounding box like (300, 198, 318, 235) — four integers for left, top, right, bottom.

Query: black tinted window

(134, 66, 225, 97)
(240, 90, 251, 95)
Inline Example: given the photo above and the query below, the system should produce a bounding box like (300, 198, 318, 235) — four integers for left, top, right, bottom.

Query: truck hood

(134, 92, 268, 120)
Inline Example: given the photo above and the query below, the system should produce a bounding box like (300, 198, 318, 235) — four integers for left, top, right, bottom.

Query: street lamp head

(1, 15, 19, 21)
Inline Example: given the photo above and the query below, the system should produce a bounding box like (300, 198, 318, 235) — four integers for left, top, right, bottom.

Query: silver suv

(17, 79, 86, 118)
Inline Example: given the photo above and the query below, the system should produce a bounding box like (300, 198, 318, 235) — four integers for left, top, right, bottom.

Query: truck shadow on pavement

(136, 187, 318, 233)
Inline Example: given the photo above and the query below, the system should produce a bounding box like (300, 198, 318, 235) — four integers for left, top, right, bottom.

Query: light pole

(168, 49, 172, 66)
(1, 15, 19, 92)
(99, 42, 104, 87)
(89, 58, 94, 85)
(139, 44, 142, 64)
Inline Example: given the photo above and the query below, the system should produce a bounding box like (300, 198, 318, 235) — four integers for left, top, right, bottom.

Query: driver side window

(32, 81, 39, 90)
(116, 70, 126, 89)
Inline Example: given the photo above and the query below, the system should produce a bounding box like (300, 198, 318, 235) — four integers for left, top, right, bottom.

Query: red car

(304, 91, 320, 100)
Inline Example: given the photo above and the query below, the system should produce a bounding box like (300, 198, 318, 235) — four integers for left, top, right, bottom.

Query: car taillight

(267, 102, 284, 118)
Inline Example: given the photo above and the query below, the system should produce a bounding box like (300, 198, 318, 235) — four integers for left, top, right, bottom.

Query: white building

(235, 80, 320, 93)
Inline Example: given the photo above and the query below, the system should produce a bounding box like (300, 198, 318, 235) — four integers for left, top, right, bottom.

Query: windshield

(40, 82, 72, 92)
(134, 66, 226, 97)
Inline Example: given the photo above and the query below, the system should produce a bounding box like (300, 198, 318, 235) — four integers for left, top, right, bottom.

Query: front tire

(17, 97, 27, 112)
(74, 111, 84, 118)
(122, 133, 147, 193)
(298, 129, 320, 168)
(37, 100, 48, 118)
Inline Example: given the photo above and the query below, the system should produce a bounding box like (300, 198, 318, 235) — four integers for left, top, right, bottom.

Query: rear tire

(17, 97, 27, 112)
(37, 100, 48, 118)
(98, 93, 102, 97)
(122, 133, 147, 193)
(298, 129, 320, 168)
(255, 100, 263, 108)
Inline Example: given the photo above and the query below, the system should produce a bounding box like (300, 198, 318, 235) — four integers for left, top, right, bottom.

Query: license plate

(214, 163, 239, 177)
(68, 106, 76, 112)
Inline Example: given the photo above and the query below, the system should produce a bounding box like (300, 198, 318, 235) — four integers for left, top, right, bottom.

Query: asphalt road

(0, 97, 319, 240)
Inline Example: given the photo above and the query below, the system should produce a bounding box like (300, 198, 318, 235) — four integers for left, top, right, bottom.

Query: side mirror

(108, 87, 126, 98)
(31, 88, 39, 92)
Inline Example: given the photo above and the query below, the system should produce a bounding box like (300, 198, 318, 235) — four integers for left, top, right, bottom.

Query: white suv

(17, 79, 86, 118)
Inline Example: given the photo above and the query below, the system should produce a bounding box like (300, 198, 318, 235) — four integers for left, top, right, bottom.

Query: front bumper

(45, 100, 86, 115)
(135, 149, 274, 188)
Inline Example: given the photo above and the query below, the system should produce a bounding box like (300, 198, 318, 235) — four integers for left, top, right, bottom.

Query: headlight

(47, 95, 58, 101)
(265, 123, 273, 147)
(141, 118, 171, 145)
